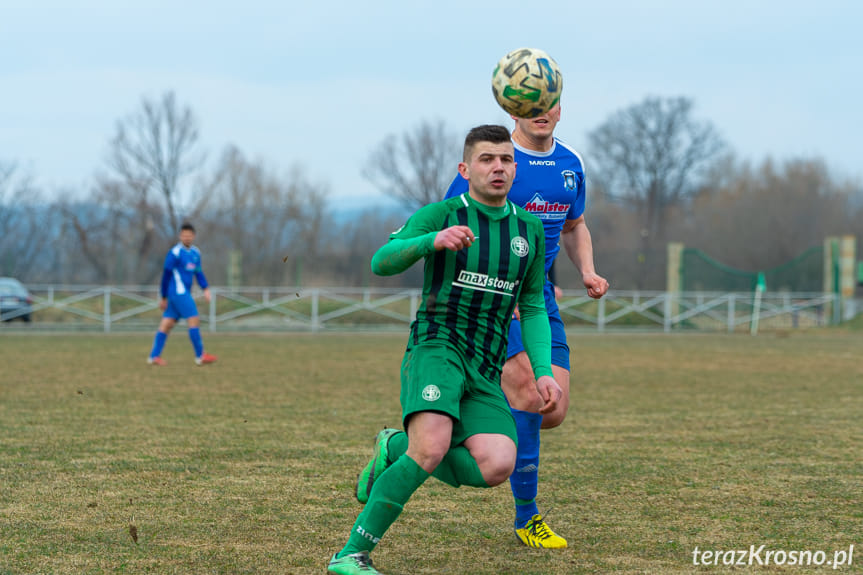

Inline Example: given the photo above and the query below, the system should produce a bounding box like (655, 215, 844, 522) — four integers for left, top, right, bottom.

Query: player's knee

(540, 392, 570, 429)
(407, 442, 448, 472)
(472, 443, 515, 486)
(541, 406, 568, 429)
(482, 455, 515, 486)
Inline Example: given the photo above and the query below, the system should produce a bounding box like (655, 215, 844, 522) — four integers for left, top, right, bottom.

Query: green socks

(338, 454, 430, 557)
(386, 431, 488, 488)
(428, 444, 489, 488)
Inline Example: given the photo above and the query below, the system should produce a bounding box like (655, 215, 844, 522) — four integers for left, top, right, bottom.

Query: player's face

(179, 230, 195, 248)
(458, 141, 516, 207)
(512, 104, 561, 142)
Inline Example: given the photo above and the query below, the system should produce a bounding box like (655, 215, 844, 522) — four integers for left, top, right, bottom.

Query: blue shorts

(163, 294, 200, 320)
(507, 281, 570, 370)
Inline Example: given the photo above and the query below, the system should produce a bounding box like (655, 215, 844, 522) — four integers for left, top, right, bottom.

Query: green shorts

(400, 341, 516, 447)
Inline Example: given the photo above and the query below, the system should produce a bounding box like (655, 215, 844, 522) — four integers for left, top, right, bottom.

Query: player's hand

(434, 225, 477, 252)
(203, 288, 212, 303)
(554, 285, 563, 301)
(535, 375, 563, 415)
(583, 272, 609, 299)
(159, 298, 168, 311)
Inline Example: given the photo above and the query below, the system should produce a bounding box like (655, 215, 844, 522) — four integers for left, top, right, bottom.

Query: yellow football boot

(515, 514, 568, 549)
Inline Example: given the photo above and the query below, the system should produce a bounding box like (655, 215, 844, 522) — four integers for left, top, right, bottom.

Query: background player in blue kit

(147, 222, 217, 367)
(445, 104, 609, 548)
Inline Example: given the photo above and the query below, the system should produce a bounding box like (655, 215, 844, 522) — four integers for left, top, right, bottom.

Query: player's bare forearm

(562, 217, 609, 299)
(561, 216, 596, 275)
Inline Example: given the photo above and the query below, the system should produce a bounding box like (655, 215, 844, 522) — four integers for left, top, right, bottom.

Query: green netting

(681, 245, 826, 292)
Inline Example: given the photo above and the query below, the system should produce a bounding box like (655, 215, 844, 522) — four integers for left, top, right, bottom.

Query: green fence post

(750, 272, 766, 336)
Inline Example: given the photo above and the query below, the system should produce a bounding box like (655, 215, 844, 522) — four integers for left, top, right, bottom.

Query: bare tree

(58, 92, 206, 284)
(108, 91, 205, 236)
(0, 162, 53, 280)
(201, 146, 329, 285)
(588, 96, 726, 252)
(683, 157, 858, 271)
(362, 118, 461, 209)
(58, 176, 166, 284)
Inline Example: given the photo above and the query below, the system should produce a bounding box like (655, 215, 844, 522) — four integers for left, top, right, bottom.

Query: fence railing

(1, 285, 856, 334)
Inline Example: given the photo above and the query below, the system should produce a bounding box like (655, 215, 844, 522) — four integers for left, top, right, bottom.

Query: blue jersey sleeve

(161, 251, 177, 297)
(160, 269, 172, 298)
(163, 250, 176, 272)
(196, 270, 209, 290)
(568, 176, 586, 220)
(443, 174, 468, 199)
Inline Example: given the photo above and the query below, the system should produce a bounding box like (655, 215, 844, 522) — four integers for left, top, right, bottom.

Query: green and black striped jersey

(371, 193, 551, 382)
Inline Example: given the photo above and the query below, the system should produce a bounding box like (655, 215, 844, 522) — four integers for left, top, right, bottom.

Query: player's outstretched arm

(370, 233, 437, 276)
(371, 225, 479, 277)
(561, 216, 609, 299)
(196, 269, 211, 302)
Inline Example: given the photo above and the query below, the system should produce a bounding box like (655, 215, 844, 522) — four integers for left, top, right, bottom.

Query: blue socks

(149, 331, 167, 359)
(150, 328, 205, 359)
(510, 408, 542, 528)
(188, 327, 203, 357)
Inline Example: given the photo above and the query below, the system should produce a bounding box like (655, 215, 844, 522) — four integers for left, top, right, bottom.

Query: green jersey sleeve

(517, 219, 553, 380)
(370, 202, 448, 277)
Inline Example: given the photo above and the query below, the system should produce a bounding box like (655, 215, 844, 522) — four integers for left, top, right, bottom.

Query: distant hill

(328, 194, 411, 223)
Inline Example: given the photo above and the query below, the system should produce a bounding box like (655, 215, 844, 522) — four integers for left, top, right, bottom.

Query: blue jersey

(445, 137, 585, 274)
(160, 243, 209, 299)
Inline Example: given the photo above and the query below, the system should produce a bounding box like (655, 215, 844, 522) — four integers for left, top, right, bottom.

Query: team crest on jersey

(562, 170, 577, 191)
(511, 236, 530, 258)
(422, 385, 441, 402)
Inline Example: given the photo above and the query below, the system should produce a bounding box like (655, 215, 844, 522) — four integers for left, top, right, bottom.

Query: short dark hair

(180, 222, 196, 234)
(463, 124, 512, 161)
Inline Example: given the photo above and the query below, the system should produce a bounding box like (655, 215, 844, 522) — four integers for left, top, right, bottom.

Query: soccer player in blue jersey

(445, 104, 609, 548)
(147, 222, 217, 367)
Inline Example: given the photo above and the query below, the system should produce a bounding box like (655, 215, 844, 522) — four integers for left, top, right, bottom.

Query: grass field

(1, 331, 861, 574)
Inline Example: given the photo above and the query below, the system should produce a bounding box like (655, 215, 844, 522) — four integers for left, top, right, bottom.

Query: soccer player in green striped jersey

(327, 125, 563, 575)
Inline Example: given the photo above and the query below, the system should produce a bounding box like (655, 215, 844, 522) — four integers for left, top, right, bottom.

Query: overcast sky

(2, 0, 861, 207)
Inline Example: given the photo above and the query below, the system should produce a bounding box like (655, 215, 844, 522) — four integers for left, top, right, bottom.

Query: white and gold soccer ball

(491, 47, 563, 119)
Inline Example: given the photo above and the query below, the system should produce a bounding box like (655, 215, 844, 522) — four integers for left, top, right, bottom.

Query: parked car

(0, 277, 33, 322)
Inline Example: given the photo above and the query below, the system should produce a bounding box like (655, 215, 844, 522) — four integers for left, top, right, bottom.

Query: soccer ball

(491, 47, 563, 119)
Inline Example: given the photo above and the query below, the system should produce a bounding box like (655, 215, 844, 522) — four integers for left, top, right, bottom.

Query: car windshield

(0, 279, 27, 297)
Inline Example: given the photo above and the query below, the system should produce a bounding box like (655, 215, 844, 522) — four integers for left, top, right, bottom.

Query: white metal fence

(0, 285, 856, 334)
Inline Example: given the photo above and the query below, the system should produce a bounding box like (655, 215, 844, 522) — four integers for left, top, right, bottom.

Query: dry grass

(0, 330, 861, 574)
